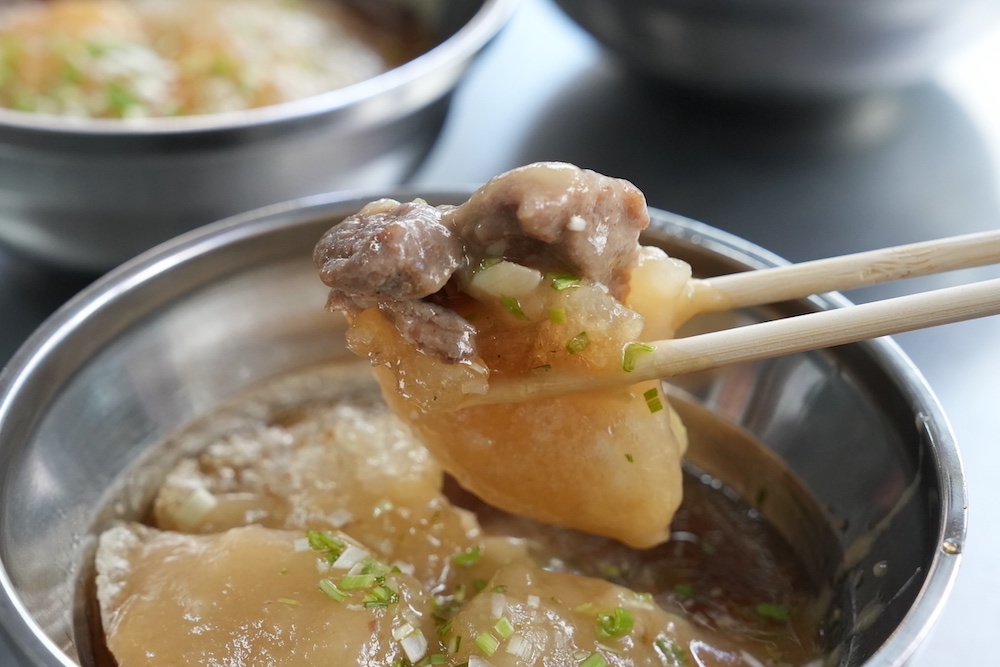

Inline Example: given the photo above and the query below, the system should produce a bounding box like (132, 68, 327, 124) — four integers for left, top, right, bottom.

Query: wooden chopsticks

(674, 229, 1000, 323)
(456, 230, 1000, 409)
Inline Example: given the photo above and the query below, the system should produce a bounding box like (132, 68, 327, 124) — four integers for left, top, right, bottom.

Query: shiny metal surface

(0, 192, 966, 665)
(551, 0, 1000, 97)
(0, 0, 518, 272)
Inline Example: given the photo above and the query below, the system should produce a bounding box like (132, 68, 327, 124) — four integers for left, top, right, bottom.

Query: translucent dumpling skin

(397, 388, 686, 549)
(96, 524, 437, 666)
(321, 163, 697, 548)
(351, 296, 689, 548)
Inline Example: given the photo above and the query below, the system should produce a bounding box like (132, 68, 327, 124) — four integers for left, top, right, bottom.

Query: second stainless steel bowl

(552, 0, 999, 97)
(0, 0, 519, 271)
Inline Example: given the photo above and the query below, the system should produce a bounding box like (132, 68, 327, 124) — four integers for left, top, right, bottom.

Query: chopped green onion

(363, 584, 400, 608)
(505, 634, 534, 660)
(625, 453, 634, 463)
(59, 63, 83, 84)
(494, 616, 515, 639)
(474, 632, 500, 656)
(306, 529, 346, 562)
(490, 592, 507, 618)
(173, 487, 218, 528)
(548, 308, 568, 324)
(210, 55, 236, 76)
(436, 617, 453, 637)
(433, 594, 460, 615)
(595, 607, 634, 640)
(550, 272, 582, 290)
(399, 627, 428, 662)
(473, 579, 488, 593)
(566, 332, 590, 354)
(674, 583, 696, 600)
(633, 592, 653, 603)
(491, 585, 508, 593)
(449, 635, 462, 653)
(277, 598, 299, 606)
(756, 602, 789, 621)
(319, 578, 349, 602)
(595, 643, 624, 656)
(500, 295, 528, 320)
(106, 82, 138, 117)
(654, 638, 688, 665)
(643, 387, 664, 413)
(87, 40, 111, 57)
(427, 655, 448, 665)
(332, 544, 371, 570)
(579, 653, 608, 667)
(340, 573, 378, 590)
(453, 545, 483, 568)
(622, 342, 655, 372)
(360, 558, 395, 578)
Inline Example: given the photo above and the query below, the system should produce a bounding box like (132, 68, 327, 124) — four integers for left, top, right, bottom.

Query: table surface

(2, 0, 999, 663)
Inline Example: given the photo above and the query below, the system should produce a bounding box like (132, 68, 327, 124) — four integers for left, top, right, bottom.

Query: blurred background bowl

(0, 0, 518, 272)
(551, 0, 1000, 98)
(0, 191, 965, 665)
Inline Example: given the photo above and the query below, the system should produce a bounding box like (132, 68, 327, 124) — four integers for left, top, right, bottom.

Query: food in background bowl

(0, 0, 518, 271)
(0, 0, 428, 117)
(550, 0, 1000, 97)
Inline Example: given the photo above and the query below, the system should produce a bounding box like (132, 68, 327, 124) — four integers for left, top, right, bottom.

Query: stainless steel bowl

(0, 0, 518, 272)
(0, 191, 965, 665)
(552, 0, 999, 97)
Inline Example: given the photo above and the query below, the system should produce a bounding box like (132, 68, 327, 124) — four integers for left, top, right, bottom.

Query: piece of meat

(313, 198, 464, 312)
(379, 299, 477, 364)
(313, 163, 650, 365)
(444, 162, 650, 300)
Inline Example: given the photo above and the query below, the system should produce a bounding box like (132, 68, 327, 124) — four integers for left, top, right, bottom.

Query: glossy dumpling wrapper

(96, 523, 437, 666)
(317, 163, 696, 548)
(152, 390, 484, 592)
